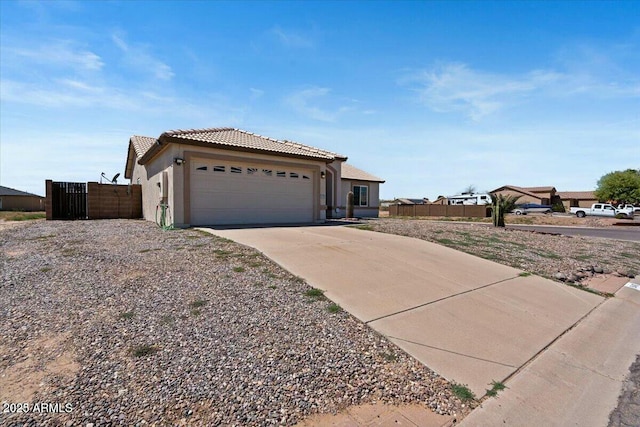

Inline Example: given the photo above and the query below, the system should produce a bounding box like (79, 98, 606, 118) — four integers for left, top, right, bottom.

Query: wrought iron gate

(51, 181, 87, 220)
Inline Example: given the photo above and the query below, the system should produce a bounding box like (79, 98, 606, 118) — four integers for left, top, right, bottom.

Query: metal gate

(51, 182, 87, 220)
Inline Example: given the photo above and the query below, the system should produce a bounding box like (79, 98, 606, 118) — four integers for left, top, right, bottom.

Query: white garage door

(190, 159, 315, 225)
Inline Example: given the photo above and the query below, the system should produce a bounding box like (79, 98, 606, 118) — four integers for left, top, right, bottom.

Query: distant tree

(462, 185, 477, 194)
(594, 169, 640, 204)
(490, 193, 521, 227)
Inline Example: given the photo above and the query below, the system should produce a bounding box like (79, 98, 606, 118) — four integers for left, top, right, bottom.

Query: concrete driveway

(201, 225, 640, 425)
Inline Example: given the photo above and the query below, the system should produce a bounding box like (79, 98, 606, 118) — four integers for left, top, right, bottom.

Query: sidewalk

(460, 279, 640, 427)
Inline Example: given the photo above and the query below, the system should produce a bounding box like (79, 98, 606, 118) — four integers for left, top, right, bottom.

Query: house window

(213, 166, 226, 172)
(230, 166, 242, 174)
(276, 171, 286, 178)
(289, 172, 299, 178)
(353, 185, 368, 206)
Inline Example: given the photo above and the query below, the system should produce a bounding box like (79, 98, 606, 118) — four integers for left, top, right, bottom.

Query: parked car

(570, 203, 630, 218)
(511, 203, 553, 215)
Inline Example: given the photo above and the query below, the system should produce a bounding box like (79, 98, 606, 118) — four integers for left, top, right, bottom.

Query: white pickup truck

(570, 203, 628, 218)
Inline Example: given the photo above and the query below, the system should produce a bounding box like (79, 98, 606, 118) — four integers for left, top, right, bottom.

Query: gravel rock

(364, 219, 640, 291)
(1, 219, 468, 426)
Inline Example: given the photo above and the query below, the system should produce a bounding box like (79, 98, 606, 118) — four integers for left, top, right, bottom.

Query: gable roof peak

(162, 127, 235, 137)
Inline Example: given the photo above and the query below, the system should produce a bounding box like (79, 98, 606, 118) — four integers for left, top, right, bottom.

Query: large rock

(554, 272, 567, 281)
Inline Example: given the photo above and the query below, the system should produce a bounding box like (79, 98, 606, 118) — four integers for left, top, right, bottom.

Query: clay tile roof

(522, 186, 556, 193)
(557, 191, 597, 200)
(340, 163, 385, 183)
(490, 185, 541, 199)
(130, 135, 158, 159)
(159, 128, 346, 161)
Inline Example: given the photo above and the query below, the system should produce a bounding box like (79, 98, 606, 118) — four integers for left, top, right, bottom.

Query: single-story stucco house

(491, 185, 599, 211)
(392, 198, 430, 205)
(556, 191, 598, 210)
(490, 185, 557, 205)
(125, 127, 384, 227)
(0, 185, 45, 211)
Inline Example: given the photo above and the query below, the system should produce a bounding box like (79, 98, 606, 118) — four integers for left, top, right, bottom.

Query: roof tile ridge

(233, 128, 281, 143)
(281, 138, 339, 158)
(164, 127, 234, 136)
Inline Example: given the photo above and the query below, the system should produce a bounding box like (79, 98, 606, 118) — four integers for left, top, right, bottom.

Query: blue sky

(1, 1, 638, 199)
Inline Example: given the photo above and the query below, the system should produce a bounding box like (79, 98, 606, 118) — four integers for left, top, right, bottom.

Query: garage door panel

(190, 159, 314, 225)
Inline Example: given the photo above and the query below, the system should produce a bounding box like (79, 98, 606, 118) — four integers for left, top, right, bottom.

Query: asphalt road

(506, 224, 640, 242)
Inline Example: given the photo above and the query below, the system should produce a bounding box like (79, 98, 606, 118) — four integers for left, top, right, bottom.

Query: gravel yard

(1, 219, 466, 426)
(363, 218, 640, 291)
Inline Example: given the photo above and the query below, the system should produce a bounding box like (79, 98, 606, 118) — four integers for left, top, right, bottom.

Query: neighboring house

(0, 185, 44, 211)
(556, 191, 598, 210)
(490, 185, 557, 205)
(430, 196, 448, 205)
(125, 127, 384, 226)
(392, 198, 429, 205)
(491, 185, 601, 211)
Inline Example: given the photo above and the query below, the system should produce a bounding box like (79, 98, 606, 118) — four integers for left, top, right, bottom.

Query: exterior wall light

(320, 171, 326, 179)
(174, 157, 185, 165)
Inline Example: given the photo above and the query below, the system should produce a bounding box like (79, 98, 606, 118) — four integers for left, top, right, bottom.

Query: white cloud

(270, 26, 313, 48)
(403, 62, 565, 121)
(57, 78, 104, 93)
(403, 57, 640, 120)
(9, 40, 104, 70)
(111, 33, 174, 80)
(1, 78, 136, 109)
(285, 87, 360, 122)
(250, 88, 264, 100)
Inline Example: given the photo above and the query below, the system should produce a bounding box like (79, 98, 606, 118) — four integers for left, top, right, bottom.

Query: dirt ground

(379, 210, 636, 227)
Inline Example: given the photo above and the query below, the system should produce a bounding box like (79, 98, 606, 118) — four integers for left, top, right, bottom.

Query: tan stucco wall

(131, 144, 177, 226)
(339, 179, 381, 218)
(562, 198, 598, 210)
(326, 161, 343, 212)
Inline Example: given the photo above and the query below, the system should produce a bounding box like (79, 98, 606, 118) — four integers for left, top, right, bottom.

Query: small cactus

(346, 191, 354, 219)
